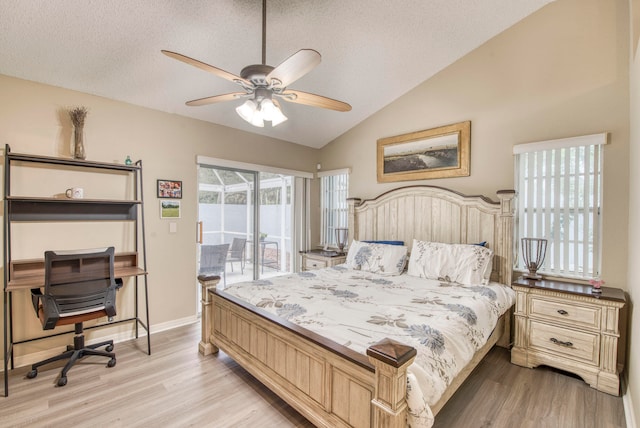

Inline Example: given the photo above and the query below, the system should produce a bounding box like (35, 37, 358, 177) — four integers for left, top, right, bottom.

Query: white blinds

(514, 133, 606, 278)
(320, 170, 349, 247)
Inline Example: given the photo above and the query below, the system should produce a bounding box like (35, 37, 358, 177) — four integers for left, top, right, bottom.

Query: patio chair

(227, 238, 246, 274)
(199, 244, 230, 286)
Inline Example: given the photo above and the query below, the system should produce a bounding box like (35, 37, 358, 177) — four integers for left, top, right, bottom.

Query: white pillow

(345, 240, 408, 276)
(407, 239, 493, 285)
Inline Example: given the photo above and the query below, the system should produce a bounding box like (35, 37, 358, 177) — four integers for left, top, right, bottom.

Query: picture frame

(377, 120, 471, 182)
(157, 179, 182, 199)
(160, 200, 181, 219)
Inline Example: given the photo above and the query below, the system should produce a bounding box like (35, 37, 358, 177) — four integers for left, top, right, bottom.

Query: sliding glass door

(197, 165, 294, 286)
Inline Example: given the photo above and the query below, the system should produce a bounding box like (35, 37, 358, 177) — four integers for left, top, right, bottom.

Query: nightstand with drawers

(300, 250, 347, 271)
(511, 277, 627, 395)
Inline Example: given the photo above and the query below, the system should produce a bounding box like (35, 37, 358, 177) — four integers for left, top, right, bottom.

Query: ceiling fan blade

(186, 92, 246, 107)
(161, 50, 252, 87)
(279, 90, 352, 112)
(267, 49, 321, 88)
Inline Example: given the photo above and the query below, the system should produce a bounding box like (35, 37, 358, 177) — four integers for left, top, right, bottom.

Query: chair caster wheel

(57, 376, 67, 387)
(107, 358, 116, 368)
(105, 344, 114, 352)
(26, 369, 37, 379)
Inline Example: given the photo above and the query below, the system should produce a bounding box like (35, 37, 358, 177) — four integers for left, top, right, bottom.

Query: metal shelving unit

(2, 144, 150, 396)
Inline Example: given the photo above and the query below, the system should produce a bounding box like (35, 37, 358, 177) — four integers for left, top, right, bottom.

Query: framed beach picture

(377, 121, 470, 182)
(160, 200, 181, 218)
(157, 179, 182, 199)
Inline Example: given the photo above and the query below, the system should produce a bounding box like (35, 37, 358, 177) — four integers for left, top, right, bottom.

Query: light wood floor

(1, 323, 625, 428)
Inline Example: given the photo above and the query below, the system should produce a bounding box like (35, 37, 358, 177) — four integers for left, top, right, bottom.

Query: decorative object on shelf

(157, 179, 182, 199)
(125, 155, 132, 165)
(335, 227, 349, 253)
(377, 121, 471, 183)
(65, 187, 84, 199)
(521, 237, 547, 280)
(589, 277, 604, 294)
(68, 106, 88, 160)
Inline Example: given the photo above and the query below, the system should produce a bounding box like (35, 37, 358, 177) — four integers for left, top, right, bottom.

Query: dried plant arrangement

(68, 106, 88, 159)
(69, 106, 88, 127)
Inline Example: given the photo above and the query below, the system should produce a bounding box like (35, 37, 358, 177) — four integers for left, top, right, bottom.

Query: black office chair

(227, 238, 246, 274)
(199, 244, 230, 285)
(27, 247, 121, 387)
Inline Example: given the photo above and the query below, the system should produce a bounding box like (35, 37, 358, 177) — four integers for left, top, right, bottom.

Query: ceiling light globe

(236, 99, 257, 123)
(271, 107, 288, 127)
(260, 99, 276, 121)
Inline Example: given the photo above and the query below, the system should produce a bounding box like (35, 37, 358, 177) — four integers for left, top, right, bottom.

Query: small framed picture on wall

(157, 179, 182, 199)
(160, 200, 181, 218)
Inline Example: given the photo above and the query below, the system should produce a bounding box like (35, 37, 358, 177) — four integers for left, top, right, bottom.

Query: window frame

(513, 133, 606, 280)
(318, 168, 350, 248)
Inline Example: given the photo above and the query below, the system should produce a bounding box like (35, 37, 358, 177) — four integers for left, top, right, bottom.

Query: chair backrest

(44, 247, 117, 318)
(199, 244, 230, 275)
(228, 238, 246, 258)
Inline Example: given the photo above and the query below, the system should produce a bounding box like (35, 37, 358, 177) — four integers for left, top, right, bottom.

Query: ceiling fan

(161, 0, 351, 128)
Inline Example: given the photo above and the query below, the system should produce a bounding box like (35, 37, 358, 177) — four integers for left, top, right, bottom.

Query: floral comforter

(220, 265, 515, 427)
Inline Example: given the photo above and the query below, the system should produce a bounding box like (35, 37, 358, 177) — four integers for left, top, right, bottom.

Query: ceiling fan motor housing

(240, 64, 276, 87)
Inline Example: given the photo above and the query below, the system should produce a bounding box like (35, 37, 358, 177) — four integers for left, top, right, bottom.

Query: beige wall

(320, 0, 630, 289)
(0, 74, 318, 360)
(627, 0, 640, 422)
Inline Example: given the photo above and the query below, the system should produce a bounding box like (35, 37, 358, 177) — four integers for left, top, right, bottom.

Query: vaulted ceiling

(0, 0, 554, 148)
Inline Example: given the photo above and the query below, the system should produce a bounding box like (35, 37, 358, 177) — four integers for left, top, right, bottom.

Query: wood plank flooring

(1, 322, 625, 427)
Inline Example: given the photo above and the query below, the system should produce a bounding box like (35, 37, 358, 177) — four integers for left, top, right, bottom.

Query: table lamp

(335, 228, 349, 254)
(521, 237, 547, 280)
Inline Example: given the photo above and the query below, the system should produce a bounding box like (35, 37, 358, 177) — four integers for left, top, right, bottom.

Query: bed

(200, 185, 516, 428)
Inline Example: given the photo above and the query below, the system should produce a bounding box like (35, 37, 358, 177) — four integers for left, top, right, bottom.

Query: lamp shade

(236, 99, 257, 122)
(521, 237, 547, 280)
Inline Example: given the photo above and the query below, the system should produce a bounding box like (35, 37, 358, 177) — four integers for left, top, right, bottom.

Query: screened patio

(198, 167, 293, 284)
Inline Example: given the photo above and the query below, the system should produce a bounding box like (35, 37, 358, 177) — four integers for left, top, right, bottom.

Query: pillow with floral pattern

(345, 240, 408, 276)
(407, 239, 493, 285)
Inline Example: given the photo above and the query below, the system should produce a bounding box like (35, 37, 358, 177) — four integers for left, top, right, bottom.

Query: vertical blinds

(514, 133, 606, 278)
(319, 170, 349, 247)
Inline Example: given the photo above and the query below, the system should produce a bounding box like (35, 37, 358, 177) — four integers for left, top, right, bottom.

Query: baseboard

(624, 386, 638, 428)
(1, 315, 199, 371)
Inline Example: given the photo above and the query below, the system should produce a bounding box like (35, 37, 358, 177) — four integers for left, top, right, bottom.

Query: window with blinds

(319, 169, 349, 247)
(514, 133, 606, 279)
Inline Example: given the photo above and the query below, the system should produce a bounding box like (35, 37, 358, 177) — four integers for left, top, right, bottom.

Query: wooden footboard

(209, 288, 416, 428)
(205, 287, 510, 427)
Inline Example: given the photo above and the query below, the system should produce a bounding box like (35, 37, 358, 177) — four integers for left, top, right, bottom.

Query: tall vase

(73, 125, 86, 160)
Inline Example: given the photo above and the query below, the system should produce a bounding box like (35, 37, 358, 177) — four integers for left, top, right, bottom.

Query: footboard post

(367, 338, 417, 428)
(197, 274, 220, 355)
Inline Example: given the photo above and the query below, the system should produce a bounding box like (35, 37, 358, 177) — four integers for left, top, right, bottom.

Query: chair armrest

(39, 295, 60, 330)
(30, 288, 43, 314)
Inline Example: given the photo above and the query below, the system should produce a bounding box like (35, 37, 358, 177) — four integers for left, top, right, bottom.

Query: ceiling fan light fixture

(270, 104, 288, 126)
(236, 99, 257, 122)
(260, 98, 277, 121)
(250, 113, 265, 127)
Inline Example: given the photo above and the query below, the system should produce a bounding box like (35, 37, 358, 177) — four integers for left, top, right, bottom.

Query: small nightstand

(300, 250, 347, 271)
(511, 277, 627, 395)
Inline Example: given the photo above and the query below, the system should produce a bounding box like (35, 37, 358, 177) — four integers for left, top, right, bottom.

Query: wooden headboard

(348, 185, 516, 285)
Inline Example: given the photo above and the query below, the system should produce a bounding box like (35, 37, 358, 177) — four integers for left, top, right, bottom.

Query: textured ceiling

(0, 0, 554, 148)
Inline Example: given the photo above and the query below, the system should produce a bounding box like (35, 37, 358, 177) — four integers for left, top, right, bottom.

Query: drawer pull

(557, 309, 569, 315)
(550, 337, 573, 347)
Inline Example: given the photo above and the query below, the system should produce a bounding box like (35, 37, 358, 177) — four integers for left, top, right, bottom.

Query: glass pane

(198, 166, 254, 286)
(256, 172, 292, 278)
